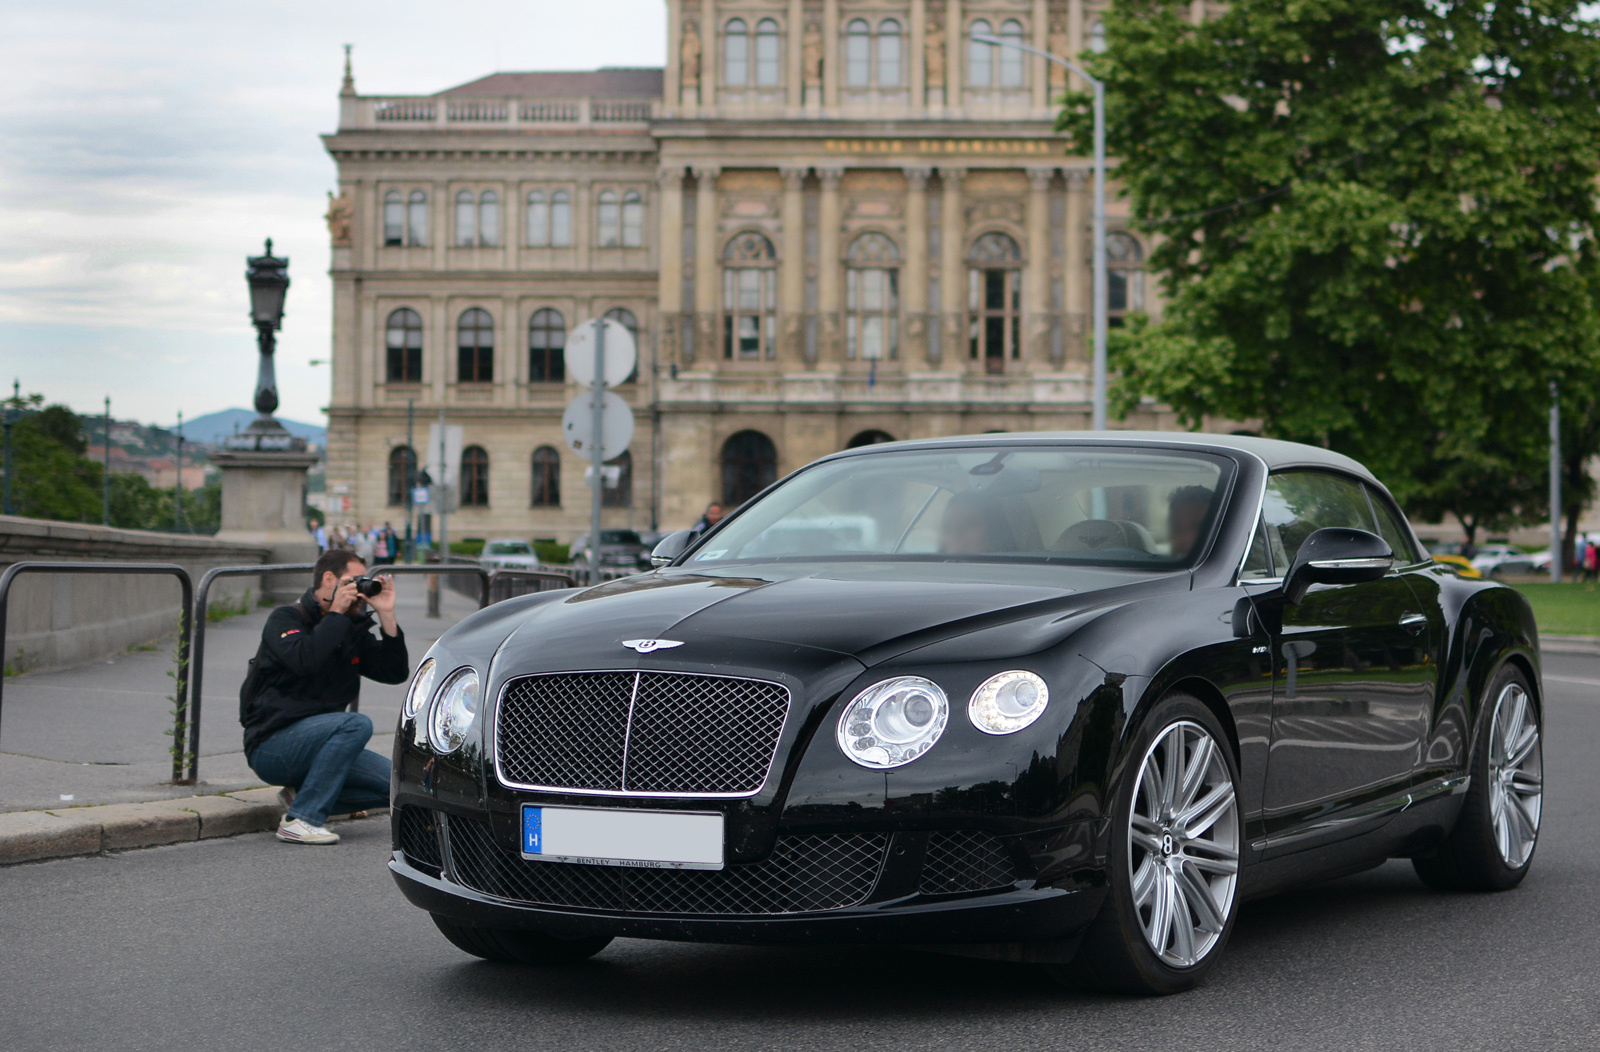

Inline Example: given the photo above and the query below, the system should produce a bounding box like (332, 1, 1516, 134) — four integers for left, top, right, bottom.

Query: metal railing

(0, 562, 195, 783)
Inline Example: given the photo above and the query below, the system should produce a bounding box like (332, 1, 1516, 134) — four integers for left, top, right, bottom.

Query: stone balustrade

(343, 95, 658, 131)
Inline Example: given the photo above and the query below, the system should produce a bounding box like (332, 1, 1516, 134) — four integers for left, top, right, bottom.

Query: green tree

(1061, 0, 1600, 545)
(4, 394, 102, 521)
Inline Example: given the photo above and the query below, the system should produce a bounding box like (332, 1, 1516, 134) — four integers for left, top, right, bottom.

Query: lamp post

(103, 396, 111, 526)
(2, 381, 18, 516)
(972, 32, 1108, 430)
(242, 239, 292, 435)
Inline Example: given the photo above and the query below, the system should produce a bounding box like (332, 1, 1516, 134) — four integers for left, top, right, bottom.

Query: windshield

(484, 541, 532, 555)
(688, 446, 1232, 569)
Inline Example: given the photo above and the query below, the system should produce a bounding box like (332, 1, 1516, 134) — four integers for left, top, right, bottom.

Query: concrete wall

(0, 517, 272, 673)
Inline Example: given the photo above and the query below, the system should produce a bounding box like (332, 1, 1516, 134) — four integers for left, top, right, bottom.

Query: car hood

(491, 561, 1192, 671)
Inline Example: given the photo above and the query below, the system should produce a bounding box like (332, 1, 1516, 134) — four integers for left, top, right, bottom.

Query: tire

(1413, 665, 1543, 892)
(430, 914, 612, 965)
(1058, 693, 1243, 995)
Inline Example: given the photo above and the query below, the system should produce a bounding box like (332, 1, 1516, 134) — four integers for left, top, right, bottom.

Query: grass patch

(1508, 581, 1600, 637)
(206, 590, 252, 623)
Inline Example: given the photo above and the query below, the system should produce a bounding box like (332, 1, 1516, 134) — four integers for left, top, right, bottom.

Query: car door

(1251, 470, 1436, 855)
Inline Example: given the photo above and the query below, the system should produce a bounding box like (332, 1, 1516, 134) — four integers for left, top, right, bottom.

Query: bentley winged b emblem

(622, 638, 685, 654)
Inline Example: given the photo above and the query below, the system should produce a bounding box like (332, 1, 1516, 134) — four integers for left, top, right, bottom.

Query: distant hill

(175, 409, 326, 447)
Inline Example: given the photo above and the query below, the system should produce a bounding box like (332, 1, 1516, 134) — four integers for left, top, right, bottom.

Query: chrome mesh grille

(396, 805, 442, 877)
(495, 672, 790, 796)
(919, 830, 1019, 895)
(447, 815, 886, 915)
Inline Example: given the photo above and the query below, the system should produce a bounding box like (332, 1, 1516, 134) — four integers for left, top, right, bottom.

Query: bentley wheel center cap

(1161, 833, 1175, 857)
(622, 638, 684, 654)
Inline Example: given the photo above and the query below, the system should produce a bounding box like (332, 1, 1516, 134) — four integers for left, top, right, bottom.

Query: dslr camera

(352, 574, 386, 598)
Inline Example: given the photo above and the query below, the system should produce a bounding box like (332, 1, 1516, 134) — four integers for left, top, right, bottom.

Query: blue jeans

(249, 712, 391, 826)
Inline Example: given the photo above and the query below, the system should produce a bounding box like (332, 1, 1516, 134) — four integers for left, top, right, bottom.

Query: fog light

(968, 670, 1049, 734)
(427, 668, 480, 754)
(836, 676, 949, 769)
(404, 658, 437, 720)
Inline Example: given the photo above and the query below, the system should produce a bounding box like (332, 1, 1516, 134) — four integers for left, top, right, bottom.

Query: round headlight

(836, 676, 949, 769)
(427, 668, 480, 754)
(403, 658, 438, 720)
(968, 670, 1049, 734)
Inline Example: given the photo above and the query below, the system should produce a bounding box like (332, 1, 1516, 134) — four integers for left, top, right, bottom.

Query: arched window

(597, 190, 620, 248)
(847, 430, 894, 448)
(603, 307, 640, 382)
(457, 308, 494, 382)
(478, 190, 499, 247)
(460, 445, 490, 507)
(385, 308, 423, 383)
(755, 19, 781, 86)
(721, 431, 777, 507)
(455, 190, 476, 246)
(968, 232, 1023, 373)
(846, 232, 900, 361)
(969, 19, 993, 87)
(527, 190, 548, 246)
(725, 18, 749, 85)
(531, 446, 560, 507)
(878, 19, 902, 87)
(602, 450, 633, 508)
(999, 20, 1026, 87)
(1088, 20, 1107, 53)
(1107, 232, 1145, 325)
(722, 231, 778, 360)
(387, 445, 417, 506)
(551, 190, 572, 246)
(383, 191, 404, 246)
(407, 190, 428, 246)
(529, 307, 566, 383)
(621, 191, 644, 248)
(845, 19, 872, 87)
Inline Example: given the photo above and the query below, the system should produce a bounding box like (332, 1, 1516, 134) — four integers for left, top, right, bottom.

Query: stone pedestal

(212, 448, 320, 603)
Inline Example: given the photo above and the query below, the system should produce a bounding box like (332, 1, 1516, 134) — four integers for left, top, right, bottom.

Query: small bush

(450, 538, 486, 558)
(533, 541, 570, 565)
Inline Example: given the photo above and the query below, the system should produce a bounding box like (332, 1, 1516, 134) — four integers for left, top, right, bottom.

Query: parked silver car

(478, 538, 541, 572)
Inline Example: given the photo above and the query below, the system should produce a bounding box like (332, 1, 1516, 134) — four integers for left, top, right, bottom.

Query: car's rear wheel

(1059, 694, 1242, 995)
(1413, 666, 1542, 892)
(430, 914, 612, 965)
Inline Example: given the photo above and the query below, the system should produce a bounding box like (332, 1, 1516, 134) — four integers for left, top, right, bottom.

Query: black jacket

(240, 589, 409, 758)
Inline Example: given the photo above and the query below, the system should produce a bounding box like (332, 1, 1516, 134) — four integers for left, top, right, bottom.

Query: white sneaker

(277, 816, 340, 844)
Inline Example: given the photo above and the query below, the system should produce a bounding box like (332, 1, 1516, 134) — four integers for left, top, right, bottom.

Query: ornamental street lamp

(230, 239, 305, 452)
(971, 32, 1108, 430)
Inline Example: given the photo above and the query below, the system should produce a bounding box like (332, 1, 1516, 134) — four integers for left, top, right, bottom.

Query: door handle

(1399, 612, 1427, 634)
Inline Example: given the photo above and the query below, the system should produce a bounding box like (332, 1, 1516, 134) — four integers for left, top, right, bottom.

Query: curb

(1541, 634, 1600, 656)
(0, 788, 387, 865)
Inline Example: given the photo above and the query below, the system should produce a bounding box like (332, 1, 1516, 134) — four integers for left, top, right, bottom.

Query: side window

(1261, 471, 1376, 570)
(1240, 516, 1273, 579)
(1365, 485, 1418, 564)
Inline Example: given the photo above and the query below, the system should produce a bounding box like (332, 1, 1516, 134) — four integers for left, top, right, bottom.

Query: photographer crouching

(240, 549, 409, 845)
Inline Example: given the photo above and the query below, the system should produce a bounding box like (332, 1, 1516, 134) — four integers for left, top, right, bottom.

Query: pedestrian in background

(688, 502, 724, 543)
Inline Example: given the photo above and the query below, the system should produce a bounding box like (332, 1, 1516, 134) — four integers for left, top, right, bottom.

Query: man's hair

(312, 548, 363, 587)
(1169, 485, 1214, 514)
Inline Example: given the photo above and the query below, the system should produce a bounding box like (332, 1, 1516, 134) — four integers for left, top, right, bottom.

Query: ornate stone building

(321, 1, 1198, 541)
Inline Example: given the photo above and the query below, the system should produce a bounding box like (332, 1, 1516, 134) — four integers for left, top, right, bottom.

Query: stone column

(817, 167, 844, 361)
(1064, 167, 1088, 365)
(1031, 0, 1049, 113)
(694, 165, 721, 365)
(575, 179, 591, 271)
(946, 0, 963, 115)
(703, 11, 718, 113)
(939, 167, 965, 372)
(823, 0, 840, 115)
(910, 0, 926, 114)
(665, 0, 683, 117)
(1191, 0, 1206, 24)
(1025, 167, 1052, 367)
(787, 0, 804, 114)
(780, 167, 808, 365)
(903, 167, 930, 363)
(1067, 0, 1084, 92)
(213, 448, 320, 602)
(658, 167, 685, 364)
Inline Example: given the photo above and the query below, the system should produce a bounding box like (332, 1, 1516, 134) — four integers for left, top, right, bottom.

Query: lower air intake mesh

(919, 830, 1019, 895)
(397, 806, 443, 877)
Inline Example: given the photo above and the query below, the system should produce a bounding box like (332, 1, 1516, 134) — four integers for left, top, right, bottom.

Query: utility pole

(589, 319, 606, 587)
(2, 380, 18, 516)
(102, 396, 111, 526)
(1550, 381, 1562, 583)
(405, 398, 415, 563)
(174, 410, 185, 532)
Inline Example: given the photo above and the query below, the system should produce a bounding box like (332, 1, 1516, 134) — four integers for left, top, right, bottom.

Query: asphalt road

(3, 654, 1600, 1051)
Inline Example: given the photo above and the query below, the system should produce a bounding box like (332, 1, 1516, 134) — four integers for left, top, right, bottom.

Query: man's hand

(328, 576, 362, 615)
(368, 574, 400, 636)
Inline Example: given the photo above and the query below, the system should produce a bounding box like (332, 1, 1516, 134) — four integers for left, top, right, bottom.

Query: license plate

(521, 805, 724, 870)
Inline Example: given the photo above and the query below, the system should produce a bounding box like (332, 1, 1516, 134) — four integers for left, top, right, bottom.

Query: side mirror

(650, 529, 692, 568)
(1283, 527, 1393, 604)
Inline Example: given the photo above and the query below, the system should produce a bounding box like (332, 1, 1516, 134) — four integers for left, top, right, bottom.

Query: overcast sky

(0, 0, 665, 428)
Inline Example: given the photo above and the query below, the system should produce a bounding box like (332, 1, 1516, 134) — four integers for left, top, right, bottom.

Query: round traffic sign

(561, 390, 635, 463)
(564, 317, 637, 388)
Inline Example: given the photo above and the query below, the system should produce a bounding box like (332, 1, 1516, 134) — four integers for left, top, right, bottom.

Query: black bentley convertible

(391, 433, 1543, 994)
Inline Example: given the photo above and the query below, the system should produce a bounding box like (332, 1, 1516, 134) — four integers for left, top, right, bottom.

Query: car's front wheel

(431, 914, 612, 965)
(1061, 694, 1242, 995)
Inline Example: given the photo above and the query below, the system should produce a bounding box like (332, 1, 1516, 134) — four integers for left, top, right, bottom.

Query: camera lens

(356, 576, 384, 597)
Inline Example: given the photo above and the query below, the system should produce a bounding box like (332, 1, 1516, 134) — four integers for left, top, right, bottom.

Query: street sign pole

(102, 396, 111, 526)
(430, 405, 447, 617)
(405, 398, 415, 563)
(589, 319, 606, 587)
(1551, 381, 1562, 583)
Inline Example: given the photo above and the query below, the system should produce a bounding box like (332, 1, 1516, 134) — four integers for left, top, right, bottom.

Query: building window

(385, 307, 423, 383)
(725, 18, 749, 85)
(968, 232, 1023, 374)
(969, 19, 1027, 89)
(602, 449, 633, 508)
(455, 190, 476, 246)
(383, 191, 404, 246)
(1107, 232, 1145, 326)
(722, 231, 777, 360)
(457, 308, 494, 382)
(603, 307, 640, 382)
(755, 18, 781, 86)
(529, 308, 566, 383)
(388, 446, 417, 506)
(721, 430, 777, 507)
(969, 19, 994, 87)
(597, 190, 620, 247)
(527, 190, 549, 245)
(551, 190, 572, 246)
(478, 190, 499, 247)
(621, 191, 644, 248)
(878, 19, 902, 86)
(460, 445, 490, 507)
(999, 20, 1025, 87)
(532, 445, 560, 507)
(847, 430, 894, 448)
(1088, 19, 1107, 53)
(846, 19, 872, 86)
(408, 190, 428, 246)
(846, 232, 900, 361)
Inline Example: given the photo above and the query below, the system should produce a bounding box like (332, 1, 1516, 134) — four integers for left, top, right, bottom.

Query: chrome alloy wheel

(1487, 682, 1543, 868)
(1127, 720, 1240, 968)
